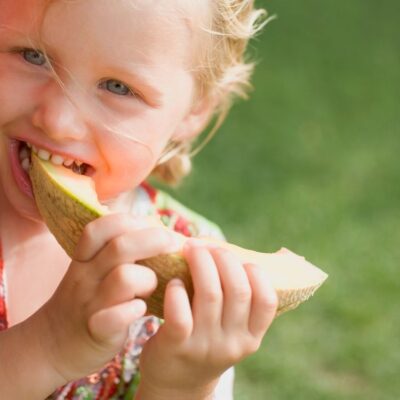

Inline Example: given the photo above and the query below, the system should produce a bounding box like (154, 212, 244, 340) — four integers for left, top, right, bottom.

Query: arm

(135, 367, 234, 400)
(135, 382, 216, 400)
(0, 214, 180, 399)
(0, 312, 66, 399)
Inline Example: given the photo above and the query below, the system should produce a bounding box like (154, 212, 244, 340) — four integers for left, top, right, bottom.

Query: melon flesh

(29, 153, 328, 318)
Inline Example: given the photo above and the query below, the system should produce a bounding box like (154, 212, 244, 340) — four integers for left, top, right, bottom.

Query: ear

(172, 96, 216, 141)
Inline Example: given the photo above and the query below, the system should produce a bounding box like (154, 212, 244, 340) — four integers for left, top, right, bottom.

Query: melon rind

(30, 154, 107, 257)
(29, 154, 328, 318)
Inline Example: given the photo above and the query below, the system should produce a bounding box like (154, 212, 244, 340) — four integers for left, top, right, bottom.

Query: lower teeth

(19, 143, 31, 172)
(21, 158, 31, 171)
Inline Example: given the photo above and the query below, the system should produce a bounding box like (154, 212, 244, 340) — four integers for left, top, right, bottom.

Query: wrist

(135, 378, 218, 400)
(21, 310, 69, 390)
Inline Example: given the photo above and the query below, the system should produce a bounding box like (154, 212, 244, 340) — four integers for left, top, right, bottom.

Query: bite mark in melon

(29, 153, 328, 318)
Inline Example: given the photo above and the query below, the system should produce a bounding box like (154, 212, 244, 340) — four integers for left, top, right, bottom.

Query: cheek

(118, 144, 155, 185)
(0, 63, 39, 123)
(94, 117, 175, 197)
(95, 139, 159, 200)
(0, 79, 24, 124)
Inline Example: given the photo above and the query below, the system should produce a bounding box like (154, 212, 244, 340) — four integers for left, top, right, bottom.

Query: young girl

(0, 0, 278, 398)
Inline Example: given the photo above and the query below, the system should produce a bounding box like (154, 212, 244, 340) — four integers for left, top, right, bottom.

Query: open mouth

(19, 140, 91, 175)
(11, 139, 94, 198)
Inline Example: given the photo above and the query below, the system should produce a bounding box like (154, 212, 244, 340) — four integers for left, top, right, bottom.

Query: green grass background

(159, 1, 400, 399)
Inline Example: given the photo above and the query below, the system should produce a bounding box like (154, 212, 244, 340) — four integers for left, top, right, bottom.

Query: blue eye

(22, 49, 47, 66)
(101, 79, 132, 96)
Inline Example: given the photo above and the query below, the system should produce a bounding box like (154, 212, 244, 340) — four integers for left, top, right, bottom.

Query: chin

(12, 201, 44, 224)
(19, 207, 45, 224)
(2, 180, 44, 224)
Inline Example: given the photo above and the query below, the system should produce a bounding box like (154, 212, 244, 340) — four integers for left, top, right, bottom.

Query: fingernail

(169, 278, 184, 287)
(132, 299, 147, 316)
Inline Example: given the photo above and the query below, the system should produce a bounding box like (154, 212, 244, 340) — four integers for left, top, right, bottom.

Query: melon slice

(29, 153, 328, 318)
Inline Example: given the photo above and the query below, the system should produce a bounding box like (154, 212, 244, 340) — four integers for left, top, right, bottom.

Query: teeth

(19, 147, 29, 161)
(21, 158, 30, 171)
(19, 145, 31, 171)
(38, 148, 51, 161)
(51, 154, 65, 166)
(24, 141, 87, 174)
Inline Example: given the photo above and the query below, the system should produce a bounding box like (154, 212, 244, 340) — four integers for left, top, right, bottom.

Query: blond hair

(153, 0, 271, 185)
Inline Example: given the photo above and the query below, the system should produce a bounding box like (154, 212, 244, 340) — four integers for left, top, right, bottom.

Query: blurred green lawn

(158, 1, 400, 399)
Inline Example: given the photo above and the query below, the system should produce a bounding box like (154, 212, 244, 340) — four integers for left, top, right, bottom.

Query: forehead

(45, 0, 188, 60)
(0, 0, 209, 64)
(0, 0, 46, 35)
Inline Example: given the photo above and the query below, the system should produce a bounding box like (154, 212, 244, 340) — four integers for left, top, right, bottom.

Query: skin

(0, 1, 278, 399)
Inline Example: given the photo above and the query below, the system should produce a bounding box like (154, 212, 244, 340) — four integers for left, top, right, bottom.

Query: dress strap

(0, 242, 8, 330)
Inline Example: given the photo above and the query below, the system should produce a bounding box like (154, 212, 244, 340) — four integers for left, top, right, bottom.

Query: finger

(88, 298, 147, 345)
(91, 226, 180, 278)
(162, 279, 193, 342)
(244, 263, 278, 338)
(210, 248, 252, 332)
(89, 264, 157, 314)
(183, 240, 223, 331)
(74, 213, 157, 261)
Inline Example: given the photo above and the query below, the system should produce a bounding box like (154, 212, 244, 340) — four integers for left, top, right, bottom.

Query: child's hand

(138, 240, 278, 399)
(34, 214, 179, 383)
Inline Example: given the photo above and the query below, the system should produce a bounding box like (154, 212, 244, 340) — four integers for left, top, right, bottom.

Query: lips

(8, 138, 95, 198)
(9, 138, 33, 198)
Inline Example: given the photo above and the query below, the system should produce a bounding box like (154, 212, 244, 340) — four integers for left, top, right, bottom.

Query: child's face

(0, 0, 207, 220)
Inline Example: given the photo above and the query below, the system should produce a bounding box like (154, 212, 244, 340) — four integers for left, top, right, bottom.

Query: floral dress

(0, 183, 225, 400)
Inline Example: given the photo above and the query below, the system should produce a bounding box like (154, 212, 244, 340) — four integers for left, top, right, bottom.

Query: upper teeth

(19, 141, 85, 173)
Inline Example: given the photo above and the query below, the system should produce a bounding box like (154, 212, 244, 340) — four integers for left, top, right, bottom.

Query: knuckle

(231, 285, 252, 302)
(109, 235, 127, 255)
(213, 247, 236, 264)
(171, 320, 192, 340)
(214, 247, 231, 258)
(114, 264, 156, 288)
(181, 348, 201, 364)
(224, 336, 261, 362)
(109, 212, 128, 226)
(202, 288, 222, 304)
(81, 220, 96, 241)
(225, 342, 243, 364)
(113, 264, 131, 285)
(156, 228, 173, 249)
(244, 339, 261, 356)
(144, 227, 170, 249)
(259, 292, 279, 313)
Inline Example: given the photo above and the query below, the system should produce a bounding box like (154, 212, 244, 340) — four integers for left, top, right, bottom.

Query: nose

(32, 81, 89, 142)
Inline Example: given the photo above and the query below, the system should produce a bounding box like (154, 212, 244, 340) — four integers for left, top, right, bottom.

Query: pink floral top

(0, 183, 224, 400)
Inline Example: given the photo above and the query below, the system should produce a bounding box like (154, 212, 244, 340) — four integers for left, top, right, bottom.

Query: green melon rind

(29, 154, 328, 319)
(30, 154, 107, 257)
